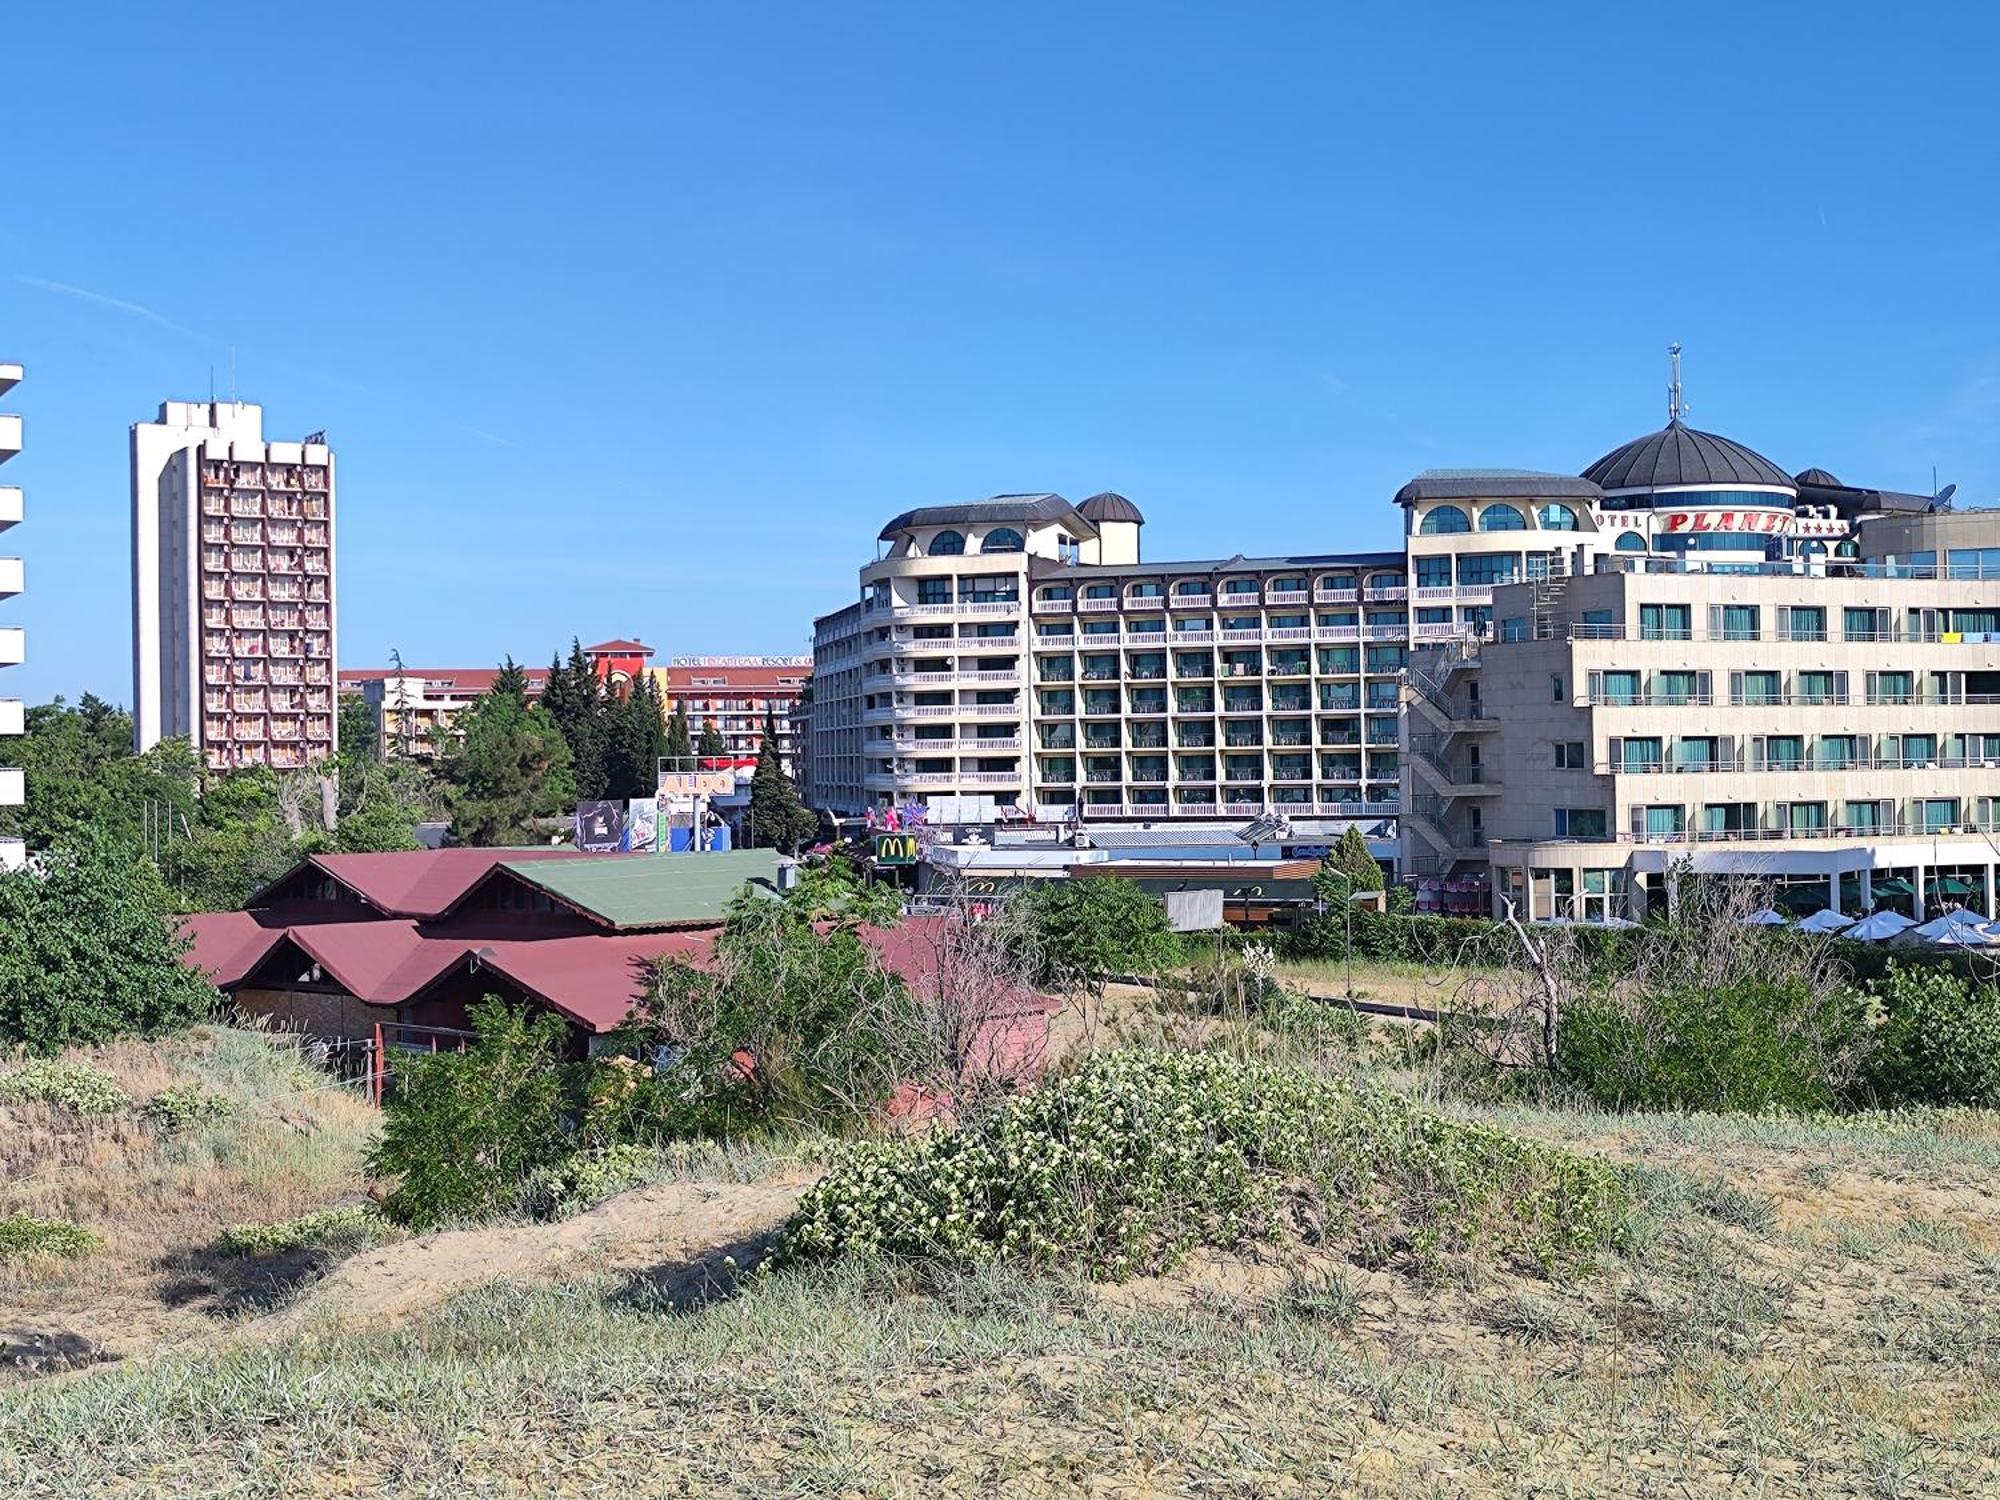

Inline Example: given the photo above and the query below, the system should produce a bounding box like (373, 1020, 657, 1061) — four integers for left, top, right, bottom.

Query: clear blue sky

(5, 2, 1997, 706)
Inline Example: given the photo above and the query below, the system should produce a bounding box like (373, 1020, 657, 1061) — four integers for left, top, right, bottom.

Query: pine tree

(491, 656, 529, 704)
(697, 720, 728, 761)
(540, 639, 606, 801)
(1315, 824, 1385, 902)
(748, 709, 816, 852)
(664, 699, 693, 766)
(602, 674, 667, 800)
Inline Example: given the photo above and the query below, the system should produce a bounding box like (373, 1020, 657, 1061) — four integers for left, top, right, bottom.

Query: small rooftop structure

(877, 493, 1086, 541)
(1076, 491, 1146, 525)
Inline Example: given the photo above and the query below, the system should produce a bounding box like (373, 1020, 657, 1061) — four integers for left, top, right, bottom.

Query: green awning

(1873, 878, 1915, 896)
(1936, 876, 1976, 896)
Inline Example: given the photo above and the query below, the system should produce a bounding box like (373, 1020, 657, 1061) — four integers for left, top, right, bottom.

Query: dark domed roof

(1582, 420, 1793, 492)
(1077, 491, 1145, 524)
(1794, 467, 1842, 488)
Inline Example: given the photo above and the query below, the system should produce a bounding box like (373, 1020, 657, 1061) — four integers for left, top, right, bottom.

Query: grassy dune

(7, 1090, 1999, 1496)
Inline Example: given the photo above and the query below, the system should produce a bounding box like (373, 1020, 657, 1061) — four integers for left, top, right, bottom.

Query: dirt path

(259, 1177, 808, 1337)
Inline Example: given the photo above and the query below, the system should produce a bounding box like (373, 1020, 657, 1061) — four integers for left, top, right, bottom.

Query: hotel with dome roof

(809, 404, 2000, 923)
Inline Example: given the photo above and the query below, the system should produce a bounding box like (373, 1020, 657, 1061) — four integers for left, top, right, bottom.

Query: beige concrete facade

(1436, 568, 2000, 920)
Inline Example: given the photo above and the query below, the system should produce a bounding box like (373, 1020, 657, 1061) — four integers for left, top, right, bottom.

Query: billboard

(873, 832, 920, 866)
(624, 798, 659, 853)
(575, 800, 626, 853)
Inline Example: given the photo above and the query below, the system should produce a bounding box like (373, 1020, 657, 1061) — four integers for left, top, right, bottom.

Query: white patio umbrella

(1795, 907, 1855, 935)
(1843, 909, 1917, 942)
(1738, 907, 1789, 926)
(1908, 909, 2000, 947)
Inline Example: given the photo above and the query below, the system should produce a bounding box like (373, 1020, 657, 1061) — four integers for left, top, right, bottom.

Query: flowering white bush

(777, 1050, 1630, 1280)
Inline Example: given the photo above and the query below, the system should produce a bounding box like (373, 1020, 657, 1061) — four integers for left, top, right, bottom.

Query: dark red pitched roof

(258, 848, 594, 919)
(585, 639, 653, 656)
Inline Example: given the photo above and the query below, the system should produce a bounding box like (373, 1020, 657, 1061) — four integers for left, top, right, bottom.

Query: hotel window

(1127, 581, 1163, 599)
(1551, 674, 1565, 702)
(1223, 578, 1259, 595)
(1554, 741, 1587, 770)
(1082, 619, 1119, 636)
(929, 530, 966, 556)
(1639, 603, 1691, 641)
(1173, 580, 1209, 597)
(1614, 532, 1648, 553)
(980, 527, 1025, 554)
(1867, 671, 1914, 705)
(1839, 606, 1887, 642)
(1478, 504, 1527, 532)
(1653, 669, 1707, 705)
(1796, 670, 1844, 706)
(1083, 583, 1115, 601)
(1732, 670, 1781, 705)
(1817, 735, 1860, 769)
(1780, 605, 1827, 642)
(1172, 615, 1211, 633)
(1419, 505, 1470, 535)
(1414, 556, 1452, 588)
(1612, 736, 1662, 772)
(1842, 800, 1884, 831)
(1709, 604, 1760, 641)
(1676, 736, 1718, 770)
(1538, 503, 1579, 530)
(1417, 607, 1453, 627)
(1499, 615, 1527, 642)
(1895, 733, 1937, 767)
(1457, 553, 1518, 587)
(1761, 735, 1805, 770)
(1703, 802, 1757, 835)
(1553, 807, 1607, 838)
(1591, 669, 1641, 705)
(1635, 805, 1685, 837)
(1787, 801, 1828, 833)
(1947, 547, 2000, 580)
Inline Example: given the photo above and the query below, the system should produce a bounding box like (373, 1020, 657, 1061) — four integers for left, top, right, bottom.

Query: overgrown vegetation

(142, 1084, 237, 1132)
(0, 1058, 129, 1114)
(0, 826, 221, 1054)
(1013, 876, 1180, 992)
(216, 1206, 385, 1258)
(0, 1215, 101, 1262)
(779, 1050, 1632, 1279)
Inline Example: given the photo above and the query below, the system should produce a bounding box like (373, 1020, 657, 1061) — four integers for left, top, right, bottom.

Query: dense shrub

(1556, 976, 1873, 1113)
(0, 1214, 101, 1261)
(144, 1084, 236, 1132)
(217, 1206, 385, 1257)
(1012, 877, 1181, 989)
(0, 1059, 128, 1115)
(777, 1050, 1631, 1279)
(369, 1000, 581, 1228)
(0, 825, 220, 1053)
(1866, 964, 2000, 1108)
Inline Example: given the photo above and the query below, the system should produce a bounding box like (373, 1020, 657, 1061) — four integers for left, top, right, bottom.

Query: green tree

(370, 999, 580, 1227)
(337, 693, 379, 762)
(440, 691, 575, 846)
(602, 673, 667, 801)
(0, 824, 220, 1053)
(664, 700, 693, 765)
(491, 657, 530, 705)
(747, 710, 815, 852)
(697, 720, 728, 761)
(1315, 825, 1385, 902)
(1013, 877, 1179, 992)
(540, 640, 606, 800)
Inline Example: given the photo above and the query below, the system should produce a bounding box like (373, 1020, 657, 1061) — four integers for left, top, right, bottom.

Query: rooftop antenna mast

(1667, 342, 1688, 424)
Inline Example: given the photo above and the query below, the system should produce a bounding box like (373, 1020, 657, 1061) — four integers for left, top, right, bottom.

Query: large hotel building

(131, 401, 337, 770)
(1, 359, 24, 871)
(810, 400, 1999, 920)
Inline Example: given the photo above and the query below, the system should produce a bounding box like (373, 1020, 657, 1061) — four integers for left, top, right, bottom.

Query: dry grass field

(5, 1020, 2000, 1496)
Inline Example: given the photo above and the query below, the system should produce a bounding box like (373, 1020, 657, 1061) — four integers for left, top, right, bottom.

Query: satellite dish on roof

(1934, 482, 1957, 509)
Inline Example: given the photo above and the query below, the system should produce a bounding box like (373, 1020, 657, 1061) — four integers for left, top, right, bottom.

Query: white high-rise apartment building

(131, 401, 337, 770)
(1, 359, 25, 871)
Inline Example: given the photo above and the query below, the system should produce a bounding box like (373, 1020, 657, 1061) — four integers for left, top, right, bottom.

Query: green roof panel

(499, 849, 784, 930)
